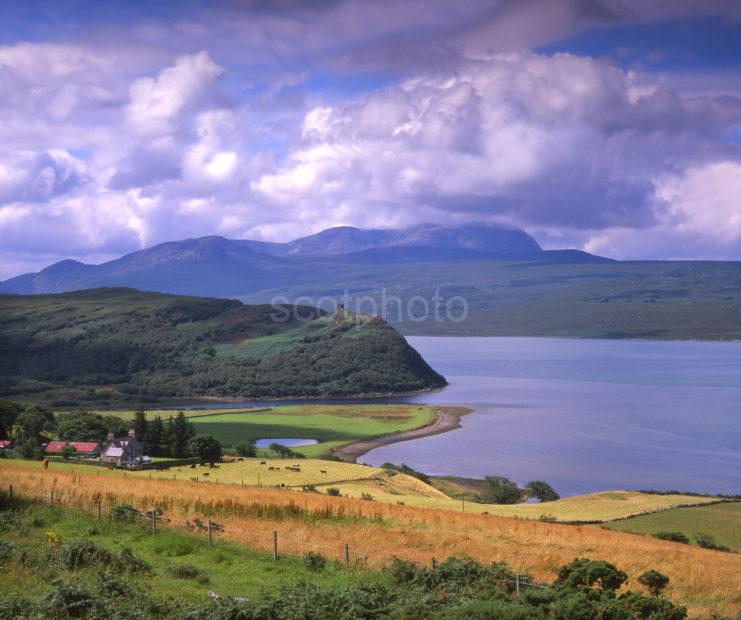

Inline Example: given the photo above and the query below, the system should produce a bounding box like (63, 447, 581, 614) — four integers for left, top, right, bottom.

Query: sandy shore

(333, 405, 472, 463)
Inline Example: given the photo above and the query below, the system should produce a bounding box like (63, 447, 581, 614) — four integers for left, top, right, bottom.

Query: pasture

(605, 501, 741, 552)
(2, 460, 739, 617)
(99, 404, 434, 457)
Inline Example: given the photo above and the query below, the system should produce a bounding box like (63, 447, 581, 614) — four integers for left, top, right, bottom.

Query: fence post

(344, 543, 350, 565)
(515, 574, 520, 597)
(273, 531, 278, 560)
(151, 512, 157, 535)
(431, 557, 437, 570)
(97, 499, 102, 521)
(207, 520, 213, 547)
(462, 496, 465, 512)
(8, 484, 12, 502)
(50, 490, 54, 506)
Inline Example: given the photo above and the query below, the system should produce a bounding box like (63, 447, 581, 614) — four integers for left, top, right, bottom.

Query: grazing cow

(260, 461, 266, 465)
(320, 470, 327, 474)
(190, 464, 197, 469)
(203, 472, 209, 477)
(43, 459, 49, 470)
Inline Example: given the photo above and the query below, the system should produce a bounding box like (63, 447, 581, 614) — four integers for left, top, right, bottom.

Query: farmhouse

(45, 441, 101, 457)
(101, 430, 144, 467)
(0, 440, 11, 450)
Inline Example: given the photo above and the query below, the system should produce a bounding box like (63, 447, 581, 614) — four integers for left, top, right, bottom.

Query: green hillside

(0, 288, 445, 405)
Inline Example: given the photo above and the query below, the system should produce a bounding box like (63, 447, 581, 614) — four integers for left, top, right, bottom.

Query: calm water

(363, 337, 741, 497)
(254, 438, 318, 448)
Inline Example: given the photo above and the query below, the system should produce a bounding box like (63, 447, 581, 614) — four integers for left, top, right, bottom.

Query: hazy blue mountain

(245, 222, 542, 257)
(0, 222, 563, 296)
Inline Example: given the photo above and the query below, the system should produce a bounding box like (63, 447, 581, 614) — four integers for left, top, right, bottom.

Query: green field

(605, 502, 741, 552)
(105, 404, 434, 457)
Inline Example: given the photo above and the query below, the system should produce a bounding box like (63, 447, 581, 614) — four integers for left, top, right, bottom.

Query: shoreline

(333, 405, 472, 463)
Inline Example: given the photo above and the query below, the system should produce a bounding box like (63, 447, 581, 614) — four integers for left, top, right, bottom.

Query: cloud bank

(0, 0, 740, 277)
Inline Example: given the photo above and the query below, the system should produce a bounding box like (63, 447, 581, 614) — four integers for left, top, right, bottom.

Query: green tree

(234, 441, 256, 457)
(132, 405, 147, 441)
(189, 435, 222, 462)
(165, 412, 195, 458)
(57, 412, 109, 443)
(60, 444, 76, 460)
(19, 437, 43, 460)
(483, 475, 521, 504)
(637, 569, 670, 596)
(144, 416, 165, 456)
(15, 406, 54, 443)
(525, 480, 560, 502)
(0, 400, 23, 438)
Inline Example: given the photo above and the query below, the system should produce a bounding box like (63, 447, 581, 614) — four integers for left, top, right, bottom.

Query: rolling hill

(0, 288, 445, 404)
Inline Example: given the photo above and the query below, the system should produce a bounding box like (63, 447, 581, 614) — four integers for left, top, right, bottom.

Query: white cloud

(126, 51, 224, 136)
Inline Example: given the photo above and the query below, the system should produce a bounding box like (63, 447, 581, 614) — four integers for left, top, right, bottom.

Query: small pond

(254, 438, 318, 448)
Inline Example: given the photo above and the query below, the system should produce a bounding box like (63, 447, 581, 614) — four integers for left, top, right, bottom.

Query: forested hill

(0, 288, 445, 405)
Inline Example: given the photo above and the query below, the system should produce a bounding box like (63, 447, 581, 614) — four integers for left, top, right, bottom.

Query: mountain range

(0, 222, 606, 297)
(2, 222, 740, 340)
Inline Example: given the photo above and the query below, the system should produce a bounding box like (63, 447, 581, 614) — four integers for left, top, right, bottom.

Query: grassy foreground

(100, 404, 435, 457)
(2, 461, 739, 616)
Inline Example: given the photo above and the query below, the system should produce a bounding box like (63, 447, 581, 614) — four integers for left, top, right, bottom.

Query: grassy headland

(0, 288, 445, 405)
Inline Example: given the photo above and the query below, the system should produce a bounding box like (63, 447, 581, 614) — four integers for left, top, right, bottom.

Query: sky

(1, 0, 740, 278)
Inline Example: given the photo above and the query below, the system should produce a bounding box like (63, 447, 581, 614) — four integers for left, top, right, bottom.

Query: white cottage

(101, 430, 145, 467)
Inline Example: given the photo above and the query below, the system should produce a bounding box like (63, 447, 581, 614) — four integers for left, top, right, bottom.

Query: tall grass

(1, 461, 738, 617)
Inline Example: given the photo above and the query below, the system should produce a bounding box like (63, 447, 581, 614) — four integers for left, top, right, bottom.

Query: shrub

(326, 487, 341, 496)
(41, 584, 96, 618)
(361, 493, 374, 501)
(303, 551, 327, 572)
(0, 595, 37, 619)
(303, 484, 318, 493)
(386, 557, 420, 585)
(695, 533, 731, 552)
(235, 441, 256, 457)
(167, 563, 209, 583)
(555, 558, 628, 591)
(638, 569, 670, 596)
(58, 538, 112, 569)
(653, 531, 690, 544)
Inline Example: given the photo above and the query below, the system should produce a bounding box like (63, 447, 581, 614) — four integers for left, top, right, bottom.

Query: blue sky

(0, 0, 740, 278)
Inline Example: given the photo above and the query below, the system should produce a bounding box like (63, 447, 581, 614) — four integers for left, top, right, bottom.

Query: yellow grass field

(9, 459, 719, 522)
(1, 460, 738, 617)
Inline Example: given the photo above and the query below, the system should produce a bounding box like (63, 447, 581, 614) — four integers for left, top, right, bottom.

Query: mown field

(100, 404, 435, 457)
(2, 460, 738, 617)
(605, 502, 741, 552)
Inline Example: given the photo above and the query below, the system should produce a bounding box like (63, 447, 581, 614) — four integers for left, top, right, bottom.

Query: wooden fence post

(151, 512, 157, 535)
(273, 531, 278, 560)
(50, 490, 54, 506)
(97, 499, 102, 521)
(208, 520, 213, 547)
(344, 543, 350, 565)
(431, 557, 437, 570)
(515, 574, 520, 597)
(8, 484, 12, 502)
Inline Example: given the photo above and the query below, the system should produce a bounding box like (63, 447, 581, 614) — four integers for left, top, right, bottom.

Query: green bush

(653, 531, 690, 544)
(555, 558, 628, 591)
(695, 532, 731, 552)
(637, 569, 670, 596)
(58, 538, 112, 570)
(303, 551, 328, 572)
(166, 563, 209, 583)
(326, 487, 341, 496)
(0, 595, 37, 619)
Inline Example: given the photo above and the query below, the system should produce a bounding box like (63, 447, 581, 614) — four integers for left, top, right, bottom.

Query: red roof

(45, 441, 100, 454)
(0, 440, 11, 448)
